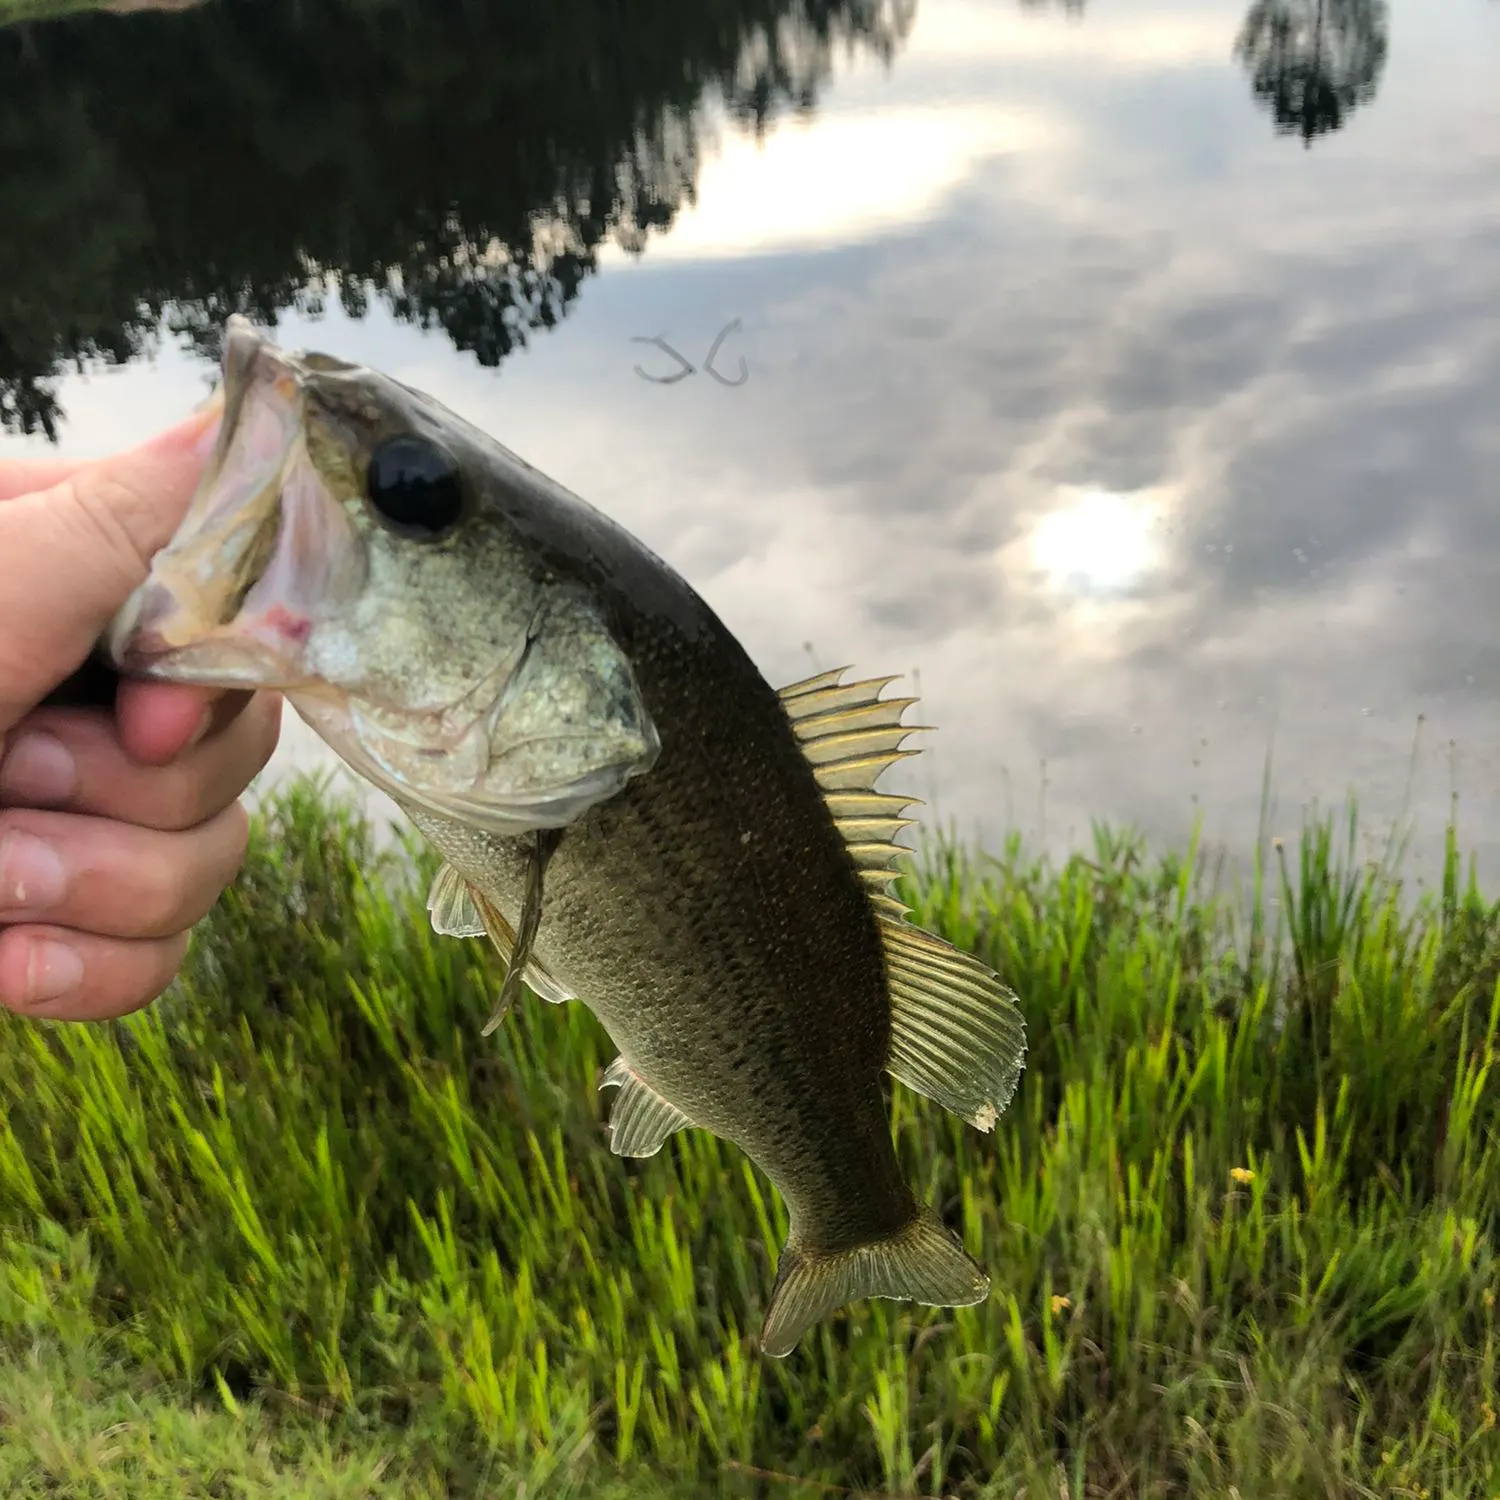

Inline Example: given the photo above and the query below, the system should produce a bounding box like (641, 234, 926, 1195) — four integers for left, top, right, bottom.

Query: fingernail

(0, 733, 77, 805)
(24, 939, 85, 1006)
(0, 830, 68, 910)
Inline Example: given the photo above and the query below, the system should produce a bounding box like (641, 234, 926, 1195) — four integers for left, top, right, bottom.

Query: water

(2, 0, 1496, 886)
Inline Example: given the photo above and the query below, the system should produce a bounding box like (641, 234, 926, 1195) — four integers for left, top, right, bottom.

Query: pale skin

(0, 410, 283, 1021)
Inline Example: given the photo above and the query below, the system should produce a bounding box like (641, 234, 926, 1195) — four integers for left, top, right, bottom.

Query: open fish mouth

(107, 316, 363, 691)
(106, 317, 662, 838)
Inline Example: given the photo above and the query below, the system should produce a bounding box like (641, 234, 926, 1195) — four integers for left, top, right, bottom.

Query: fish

(108, 315, 1027, 1357)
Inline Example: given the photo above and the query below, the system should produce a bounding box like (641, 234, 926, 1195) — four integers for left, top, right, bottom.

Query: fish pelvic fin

(777, 666, 1027, 1129)
(427, 862, 487, 937)
(759, 1202, 989, 1359)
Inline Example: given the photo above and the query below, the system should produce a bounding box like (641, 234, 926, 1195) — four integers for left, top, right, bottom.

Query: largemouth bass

(108, 317, 1027, 1356)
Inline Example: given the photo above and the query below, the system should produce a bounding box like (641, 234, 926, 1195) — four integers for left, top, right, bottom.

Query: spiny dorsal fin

(598, 1057, 694, 1157)
(777, 666, 926, 875)
(777, 666, 1027, 1131)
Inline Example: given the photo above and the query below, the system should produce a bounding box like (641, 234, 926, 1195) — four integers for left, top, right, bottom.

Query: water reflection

(1012, 0, 1390, 146)
(1235, 0, 1389, 144)
(2, 0, 1494, 889)
(1029, 488, 1168, 598)
(0, 0, 913, 438)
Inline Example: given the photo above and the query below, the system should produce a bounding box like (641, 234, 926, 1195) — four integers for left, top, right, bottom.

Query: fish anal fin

(599, 1057, 694, 1158)
(759, 1202, 989, 1358)
(880, 917, 1027, 1130)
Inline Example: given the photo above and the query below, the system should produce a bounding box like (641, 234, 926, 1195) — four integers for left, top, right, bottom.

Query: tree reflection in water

(0, 0, 914, 437)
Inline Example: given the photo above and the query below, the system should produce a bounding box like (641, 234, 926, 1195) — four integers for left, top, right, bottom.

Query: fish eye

(365, 436, 465, 540)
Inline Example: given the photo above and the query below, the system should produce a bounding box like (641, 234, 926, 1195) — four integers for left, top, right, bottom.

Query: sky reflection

(3, 0, 1497, 889)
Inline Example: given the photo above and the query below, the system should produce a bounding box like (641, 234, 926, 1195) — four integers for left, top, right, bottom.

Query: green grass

(3, 776, 1499, 1497)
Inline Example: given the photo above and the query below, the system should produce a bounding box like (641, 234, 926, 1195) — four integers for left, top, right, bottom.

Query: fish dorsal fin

(426, 861, 576, 1009)
(778, 666, 926, 875)
(879, 920, 1026, 1130)
(598, 1057, 694, 1157)
(778, 666, 1027, 1131)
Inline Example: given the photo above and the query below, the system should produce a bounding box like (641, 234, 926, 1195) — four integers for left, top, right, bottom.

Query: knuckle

(225, 694, 281, 784)
(137, 850, 194, 935)
(224, 800, 251, 861)
(149, 931, 191, 987)
(251, 696, 283, 771)
(60, 471, 154, 583)
(172, 810, 247, 928)
(155, 768, 207, 832)
(99, 944, 183, 1018)
(210, 804, 251, 890)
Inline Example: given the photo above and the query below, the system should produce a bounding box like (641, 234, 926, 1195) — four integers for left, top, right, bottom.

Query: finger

(0, 801, 249, 940)
(0, 924, 191, 1022)
(0, 405, 222, 739)
(0, 693, 282, 831)
(0, 456, 89, 503)
(115, 681, 256, 767)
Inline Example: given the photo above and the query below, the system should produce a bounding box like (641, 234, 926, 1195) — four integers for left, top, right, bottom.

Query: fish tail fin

(759, 1202, 989, 1358)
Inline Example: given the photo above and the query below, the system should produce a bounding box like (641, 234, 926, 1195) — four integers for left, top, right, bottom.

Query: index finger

(116, 679, 254, 765)
(39, 663, 246, 768)
(40, 662, 244, 767)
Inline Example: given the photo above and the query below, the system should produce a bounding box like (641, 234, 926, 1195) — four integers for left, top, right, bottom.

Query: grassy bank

(2, 778, 1498, 1497)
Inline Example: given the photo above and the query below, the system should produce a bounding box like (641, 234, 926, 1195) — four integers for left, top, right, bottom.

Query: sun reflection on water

(1029, 485, 1169, 596)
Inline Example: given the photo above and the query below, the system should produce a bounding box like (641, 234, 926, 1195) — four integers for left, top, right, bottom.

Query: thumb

(0, 407, 222, 738)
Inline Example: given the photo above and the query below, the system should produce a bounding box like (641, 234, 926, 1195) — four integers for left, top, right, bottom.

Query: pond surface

(2, 0, 1497, 884)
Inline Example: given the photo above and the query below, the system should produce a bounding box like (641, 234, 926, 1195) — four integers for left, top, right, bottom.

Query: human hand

(0, 412, 283, 1021)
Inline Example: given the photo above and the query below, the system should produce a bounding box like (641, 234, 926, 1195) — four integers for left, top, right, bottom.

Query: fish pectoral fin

(427, 863, 488, 937)
(514, 960, 572, 1007)
(598, 1057, 694, 1158)
(480, 831, 549, 1037)
(759, 1202, 989, 1359)
(467, 887, 574, 1007)
(430, 857, 575, 1036)
(880, 917, 1027, 1132)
